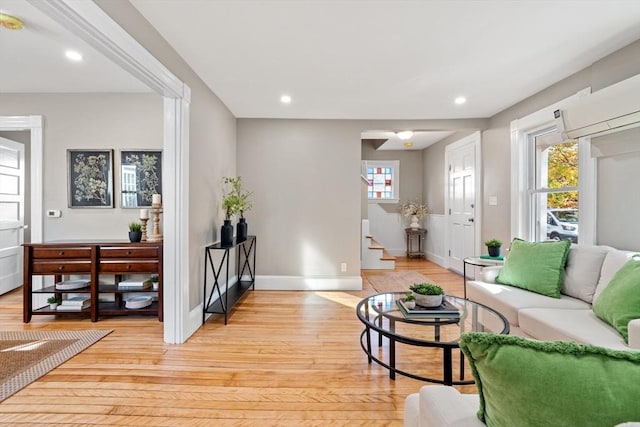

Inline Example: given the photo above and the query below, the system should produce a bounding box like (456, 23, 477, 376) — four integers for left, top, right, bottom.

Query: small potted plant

(404, 292, 416, 310)
(221, 176, 253, 244)
(484, 239, 502, 258)
(129, 222, 142, 242)
(409, 282, 445, 307)
(47, 296, 59, 310)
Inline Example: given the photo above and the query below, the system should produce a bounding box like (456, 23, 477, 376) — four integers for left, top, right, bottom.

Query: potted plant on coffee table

(403, 292, 416, 310)
(409, 282, 444, 307)
(484, 239, 502, 258)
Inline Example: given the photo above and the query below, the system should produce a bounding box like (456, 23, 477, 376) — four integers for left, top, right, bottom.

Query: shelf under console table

(203, 236, 256, 325)
(23, 241, 163, 323)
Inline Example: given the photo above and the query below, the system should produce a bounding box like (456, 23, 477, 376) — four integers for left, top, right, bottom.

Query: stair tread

(381, 250, 396, 261)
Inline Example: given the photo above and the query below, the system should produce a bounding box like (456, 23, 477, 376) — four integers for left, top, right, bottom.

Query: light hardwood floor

(0, 258, 472, 426)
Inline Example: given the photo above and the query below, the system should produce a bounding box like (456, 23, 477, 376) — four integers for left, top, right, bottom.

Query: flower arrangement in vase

(221, 176, 253, 245)
(399, 200, 428, 229)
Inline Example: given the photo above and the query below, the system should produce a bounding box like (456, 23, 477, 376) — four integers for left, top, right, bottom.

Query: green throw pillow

(593, 255, 640, 342)
(496, 238, 570, 298)
(460, 332, 640, 427)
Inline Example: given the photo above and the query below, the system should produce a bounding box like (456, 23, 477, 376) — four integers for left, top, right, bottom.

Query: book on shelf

(56, 303, 90, 311)
(117, 279, 152, 289)
(55, 279, 90, 290)
(396, 299, 461, 319)
(61, 296, 91, 306)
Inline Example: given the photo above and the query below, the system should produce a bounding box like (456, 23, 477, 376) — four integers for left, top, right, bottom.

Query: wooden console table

(405, 228, 427, 258)
(23, 241, 163, 323)
(203, 236, 256, 324)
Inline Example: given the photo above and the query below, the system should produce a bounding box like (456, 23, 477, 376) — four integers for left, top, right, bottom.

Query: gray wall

(0, 93, 162, 241)
(97, 0, 237, 311)
(425, 38, 640, 248)
(237, 119, 362, 277)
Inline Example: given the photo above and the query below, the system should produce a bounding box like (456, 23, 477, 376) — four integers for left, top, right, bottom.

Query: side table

(405, 228, 427, 258)
(463, 256, 504, 299)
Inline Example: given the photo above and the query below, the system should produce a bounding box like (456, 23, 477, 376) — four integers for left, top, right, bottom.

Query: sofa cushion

(594, 248, 637, 302)
(518, 308, 632, 351)
(459, 332, 640, 427)
(562, 244, 609, 303)
(496, 239, 571, 298)
(467, 280, 590, 326)
(593, 256, 640, 342)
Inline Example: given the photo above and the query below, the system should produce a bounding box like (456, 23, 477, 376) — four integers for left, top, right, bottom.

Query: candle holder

(139, 217, 149, 242)
(147, 202, 163, 242)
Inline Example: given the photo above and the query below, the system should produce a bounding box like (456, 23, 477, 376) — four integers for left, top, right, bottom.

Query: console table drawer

(99, 247, 160, 259)
(32, 261, 92, 274)
(99, 261, 159, 273)
(32, 248, 92, 260)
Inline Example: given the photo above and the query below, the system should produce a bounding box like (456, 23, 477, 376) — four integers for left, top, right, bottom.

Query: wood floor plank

(0, 258, 475, 425)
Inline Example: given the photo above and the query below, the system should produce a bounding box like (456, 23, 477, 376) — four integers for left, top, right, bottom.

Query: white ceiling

(0, 0, 149, 93)
(3, 0, 640, 149)
(130, 0, 640, 120)
(362, 130, 454, 150)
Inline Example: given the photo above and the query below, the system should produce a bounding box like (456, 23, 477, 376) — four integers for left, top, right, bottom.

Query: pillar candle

(139, 209, 149, 219)
(152, 194, 161, 205)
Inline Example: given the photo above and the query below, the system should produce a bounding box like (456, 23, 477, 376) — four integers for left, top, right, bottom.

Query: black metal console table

(203, 235, 256, 324)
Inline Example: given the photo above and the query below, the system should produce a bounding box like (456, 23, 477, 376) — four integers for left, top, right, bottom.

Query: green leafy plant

(484, 239, 502, 248)
(222, 176, 253, 220)
(404, 292, 415, 301)
(129, 222, 142, 232)
(409, 282, 444, 296)
(149, 274, 159, 283)
(47, 296, 59, 304)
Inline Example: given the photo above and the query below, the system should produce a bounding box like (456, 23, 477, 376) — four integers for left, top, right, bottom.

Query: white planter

(404, 299, 416, 309)
(409, 215, 421, 229)
(49, 303, 58, 310)
(413, 293, 443, 307)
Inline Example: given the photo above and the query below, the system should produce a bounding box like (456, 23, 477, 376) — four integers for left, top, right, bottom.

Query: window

(531, 129, 579, 243)
(363, 160, 399, 203)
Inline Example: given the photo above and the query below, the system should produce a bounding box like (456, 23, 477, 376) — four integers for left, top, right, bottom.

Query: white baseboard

(426, 251, 446, 268)
(256, 275, 362, 291)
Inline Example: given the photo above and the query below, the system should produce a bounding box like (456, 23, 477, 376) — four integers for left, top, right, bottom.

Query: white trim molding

(256, 275, 363, 291)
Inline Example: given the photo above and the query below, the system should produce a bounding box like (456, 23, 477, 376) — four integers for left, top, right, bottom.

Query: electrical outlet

(340, 262, 347, 272)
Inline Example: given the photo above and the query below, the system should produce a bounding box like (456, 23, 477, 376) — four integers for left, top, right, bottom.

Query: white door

(0, 137, 25, 295)
(447, 139, 477, 274)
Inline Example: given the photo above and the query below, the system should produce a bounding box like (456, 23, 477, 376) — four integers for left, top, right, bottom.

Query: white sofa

(467, 244, 640, 351)
(404, 244, 640, 427)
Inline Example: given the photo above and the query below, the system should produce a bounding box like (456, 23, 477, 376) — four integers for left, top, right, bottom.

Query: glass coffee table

(356, 292, 509, 385)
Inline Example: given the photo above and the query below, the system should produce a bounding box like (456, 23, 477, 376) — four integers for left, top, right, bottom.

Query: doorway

(445, 132, 481, 274)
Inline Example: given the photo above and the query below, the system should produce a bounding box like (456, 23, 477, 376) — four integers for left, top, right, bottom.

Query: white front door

(446, 134, 479, 274)
(0, 137, 25, 295)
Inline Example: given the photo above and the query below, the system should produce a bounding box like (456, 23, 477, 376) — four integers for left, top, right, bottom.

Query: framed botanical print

(120, 150, 162, 208)
(67, 149, 114, 208)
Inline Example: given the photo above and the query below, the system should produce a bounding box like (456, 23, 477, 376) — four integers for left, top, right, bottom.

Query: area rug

(364, 270, 435, 294)
(0, 330, 112, 402)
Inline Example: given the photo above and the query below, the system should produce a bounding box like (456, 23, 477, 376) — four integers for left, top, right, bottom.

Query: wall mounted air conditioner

(554, 73, 640, 141)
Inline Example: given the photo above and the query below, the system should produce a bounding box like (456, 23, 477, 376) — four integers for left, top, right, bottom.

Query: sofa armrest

(404, 385, 483, 427)
(628, 319, 640, 350)
(481, 266, 502, 284)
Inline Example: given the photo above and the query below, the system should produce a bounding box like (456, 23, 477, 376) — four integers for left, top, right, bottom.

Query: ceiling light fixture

(0, 12, 24, 30)
(280, 94, 291, 104)
(397, 130, 414, 140)
(403, 142, 413, 148)
(455, 96, 467, 105)
(65, 50, 83, 62)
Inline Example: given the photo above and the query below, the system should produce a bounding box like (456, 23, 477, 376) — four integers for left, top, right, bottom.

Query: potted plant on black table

(221, 176, 253, 245)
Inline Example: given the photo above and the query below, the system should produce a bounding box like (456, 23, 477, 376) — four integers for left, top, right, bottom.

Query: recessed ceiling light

(280, 95, 291, 104)
(454, 96, 467, 105)
(403, 142, 413, 148)
(397, 130, 414, 140)
(65, 50, 83, 62)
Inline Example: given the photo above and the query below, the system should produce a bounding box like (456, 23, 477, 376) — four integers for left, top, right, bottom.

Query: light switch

(488, 196, 498, 206)
(46, 209, 62, 218)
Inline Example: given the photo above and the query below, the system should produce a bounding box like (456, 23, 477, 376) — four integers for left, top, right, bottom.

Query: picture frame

(67, 149, 114, 208)
(120, 150, 162, 208)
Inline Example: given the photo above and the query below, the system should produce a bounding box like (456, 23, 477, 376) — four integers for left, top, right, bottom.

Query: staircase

(361, 220, 396, 269)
